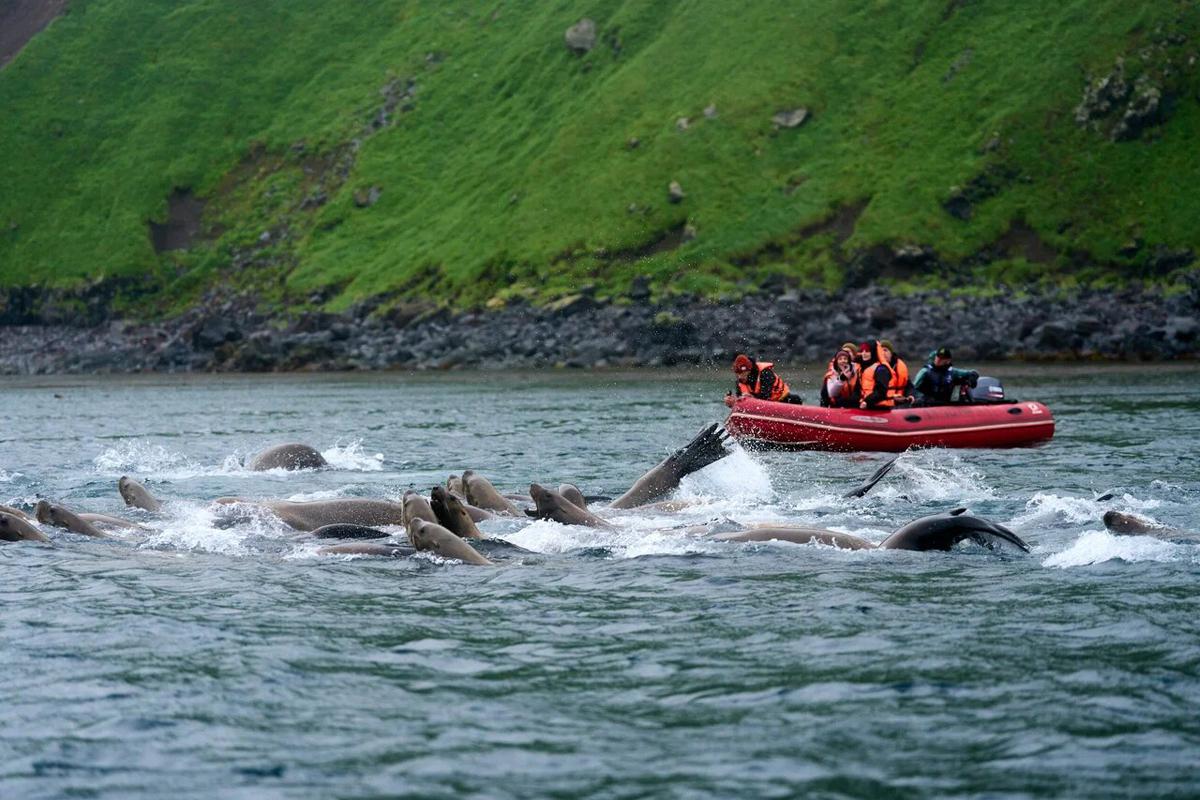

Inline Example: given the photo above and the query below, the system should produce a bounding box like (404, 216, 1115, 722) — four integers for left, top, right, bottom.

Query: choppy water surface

(2, 364, 1198, 799)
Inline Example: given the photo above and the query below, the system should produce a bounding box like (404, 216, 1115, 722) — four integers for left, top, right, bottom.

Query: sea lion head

(118, 476, 161, 511)
(528, 483, 555, 516)
(1, 511, 49, 543)
(402, 491, 437, 526)
(1103, 510, 1156, 535)
(35, 499, 56, 525)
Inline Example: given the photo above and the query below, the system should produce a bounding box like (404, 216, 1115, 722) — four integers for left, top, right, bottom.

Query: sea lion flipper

(948, 507, 968, 516)
(671, 423, 733, 478)
(843, 456, 899, 499)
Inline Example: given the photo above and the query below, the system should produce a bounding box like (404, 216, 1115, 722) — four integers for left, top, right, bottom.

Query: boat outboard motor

(966, 376, 1008, 404)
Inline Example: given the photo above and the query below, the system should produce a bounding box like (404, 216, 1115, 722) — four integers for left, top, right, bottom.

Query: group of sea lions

(2, 426, 1192, 560)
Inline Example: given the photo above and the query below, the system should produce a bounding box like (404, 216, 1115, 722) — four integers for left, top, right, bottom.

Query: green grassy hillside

(1, 0, 1197, 314)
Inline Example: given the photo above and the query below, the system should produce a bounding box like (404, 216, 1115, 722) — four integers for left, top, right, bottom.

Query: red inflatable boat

(724, 397, 1055, 452)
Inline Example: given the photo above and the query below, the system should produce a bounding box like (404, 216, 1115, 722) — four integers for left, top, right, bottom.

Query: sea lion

(213, 497, 406, 532)
(462, 470, 524, 515)
(317, 542, 414, 557)
(118, 476, 162, 511)
(1103, 511, 1199, 542)
(877, 508, 1029, 552)
(35, 500, 111, 539)
(0, 504, 31, 521)
(247, 443, 328, 471)
(402, 491, 439, 526)
(610, 423, 732, 509)
(558, 484, 588, 510)
(0, 511, 50, 543)
(430, 486, 484, 539)
(78, 512, 148, 531)
(529, 483, 615, 529)
(447, 474, 465, 496)
(716, 526, 876, 549)
(843, 456, 899, 499)
(407, 519, 493, 566)
(310, 524, 391, 540)
(718, 508, 1029, 553)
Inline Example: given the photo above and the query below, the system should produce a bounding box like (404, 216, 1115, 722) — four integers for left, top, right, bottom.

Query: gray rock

(772, 108, 809, 129)
(668, 181, 685, 203)
(564, 18, 596, 54)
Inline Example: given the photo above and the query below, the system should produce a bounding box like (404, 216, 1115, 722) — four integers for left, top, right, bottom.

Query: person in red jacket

(724, 354, 802, 406)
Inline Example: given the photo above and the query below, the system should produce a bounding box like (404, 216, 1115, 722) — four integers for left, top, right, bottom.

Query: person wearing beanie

(820, 346, 860, 408)
(725, 354, 802, 406)
(912, 347, 979, 405)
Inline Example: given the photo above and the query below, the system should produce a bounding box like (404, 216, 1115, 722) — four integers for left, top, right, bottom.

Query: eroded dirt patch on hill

(0, 0, 69, 69)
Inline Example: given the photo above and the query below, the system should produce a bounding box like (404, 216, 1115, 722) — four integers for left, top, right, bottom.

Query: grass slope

(0, 0, 1197, 313)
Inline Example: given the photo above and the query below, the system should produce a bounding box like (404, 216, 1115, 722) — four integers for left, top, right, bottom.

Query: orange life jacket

(738, 361, 791, 402)
(887, 358, 909, 401)
(823, 361, 859, 402)
(858, 347, 896, 408)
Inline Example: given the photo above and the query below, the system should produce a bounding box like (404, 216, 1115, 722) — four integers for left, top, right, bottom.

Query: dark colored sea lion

(558, 484, 588, 510)
(318, 542, 414, 557)
(247, 443, 328, 471)
(407, 519, 493, 565)
(462, 470, 524, 515)
(718, 508, 1029, 553)
(213, 497, 406, 532)
(430, 486, 484, 539)
(119, 476, 162, 511)
(310, 524, 391, 540)
(529, 483, 615, 529)
(35, 500, 111, 538)
(878, 508, 1029, 552)
(843, 456, 899, 499)
(610, 423, 732, 509)
(1103, 511, 1198, 542)
(0, 511, 50, 543)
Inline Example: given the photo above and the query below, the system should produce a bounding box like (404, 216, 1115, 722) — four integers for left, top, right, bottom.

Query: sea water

(1, 364, 1198, 799)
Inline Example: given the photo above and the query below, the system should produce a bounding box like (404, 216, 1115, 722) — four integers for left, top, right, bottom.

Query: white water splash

(0, 468, 20, 483)
(677, 447, 774, 504)
(1042, 529, 1193, 568)
(321, 439, 385, 471)
(884, 452, 996, 503)
(139, 503, 261, 556)
(1011, 493, 1109, 527)
(94, 440, 251, 479)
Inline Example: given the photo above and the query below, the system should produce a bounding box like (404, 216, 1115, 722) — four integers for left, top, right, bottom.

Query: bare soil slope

(0, 0, 68, 68)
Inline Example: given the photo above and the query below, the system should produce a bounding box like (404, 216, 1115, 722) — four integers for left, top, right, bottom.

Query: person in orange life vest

(858, 340, 898, 409)
(724, 354, 802, 407)
(820, 346, 860, 408)
(877, 338, 914, 407)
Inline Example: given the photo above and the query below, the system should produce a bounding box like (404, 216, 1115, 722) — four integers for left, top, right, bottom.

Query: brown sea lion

(718, 509, 1029, 553)
(430, 486, 484, 539)
(0, 511, 50, 543)
(78, 512, 149, 531)
(247, 443, 328, 471)
(558, 484, 588, 510)
(462, 470, 523, 515)
(407, 519, 493, 566)
(716, 527, 876, 549)
(0, 504, 31, 521)
(119, 476, 162, 511)
(447, 474, 465, 496)
(610, 423, 732, 509)
(529, 483, 615, 529)
(402, 491, 439, 526)
(35, 501, 112, 538)
(1103, 511, 1199, 542)
(212, 497, 406, 532)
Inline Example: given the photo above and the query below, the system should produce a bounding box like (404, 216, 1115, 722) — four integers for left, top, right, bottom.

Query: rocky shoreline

(1, 284, 1197, 375)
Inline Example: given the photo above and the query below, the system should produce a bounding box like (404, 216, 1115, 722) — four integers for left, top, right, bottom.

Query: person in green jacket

(911, 347, 979, 406)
